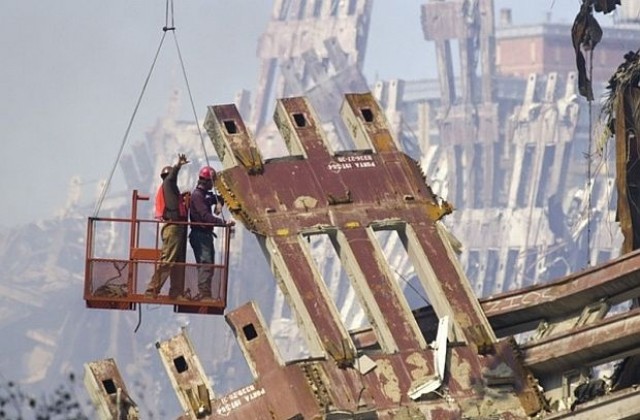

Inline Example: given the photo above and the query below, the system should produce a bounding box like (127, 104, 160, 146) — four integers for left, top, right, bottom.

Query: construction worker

(145, 153, 189, 300)
(189, 166, 235, 301)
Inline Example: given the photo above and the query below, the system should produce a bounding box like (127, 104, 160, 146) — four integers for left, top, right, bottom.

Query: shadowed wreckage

(84, 90, 640, 419)
(82, 0, 640, 418)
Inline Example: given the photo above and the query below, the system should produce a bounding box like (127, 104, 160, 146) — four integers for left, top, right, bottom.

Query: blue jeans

(189, 229, 215, 297)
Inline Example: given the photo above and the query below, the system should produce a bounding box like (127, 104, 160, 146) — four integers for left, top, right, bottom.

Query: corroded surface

(195, 92, 540, 418)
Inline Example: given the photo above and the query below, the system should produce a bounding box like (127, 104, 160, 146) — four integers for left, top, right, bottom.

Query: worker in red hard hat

(145, 153, 190, 300)
(198, 165, 215, 180)
(189, 165, 235, 301)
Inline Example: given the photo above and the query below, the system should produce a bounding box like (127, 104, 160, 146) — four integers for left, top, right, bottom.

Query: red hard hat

(199, 166, 216, 180)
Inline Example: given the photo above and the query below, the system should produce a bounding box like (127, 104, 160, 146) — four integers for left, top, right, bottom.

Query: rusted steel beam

(482, 249, 640, 334)
(155, 328, 216, 418)
(522, 308, 640, 375)
(274, 96, 331, 159)
(351, 249, 640, 347)
(543, 386, 640, 419)
(335, 226, 426, 352)
(340, 92, 399, 152)
(268, 234, 354, 360)
(224, 302, 282, 378)
(204, 104, 263, 173)
(222, 301, 320, 419)
(84, 358, 139, 420)
(405, 222, 496, 350)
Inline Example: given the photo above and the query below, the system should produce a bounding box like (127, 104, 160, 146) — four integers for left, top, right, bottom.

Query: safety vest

(154, 185, 188, 221)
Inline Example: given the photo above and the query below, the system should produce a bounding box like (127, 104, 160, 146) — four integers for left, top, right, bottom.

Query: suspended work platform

(84, 190, 232, 315)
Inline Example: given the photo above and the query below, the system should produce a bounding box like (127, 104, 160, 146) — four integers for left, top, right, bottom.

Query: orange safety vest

(154, 185, 165, 220)
(154, 185, 188, 220)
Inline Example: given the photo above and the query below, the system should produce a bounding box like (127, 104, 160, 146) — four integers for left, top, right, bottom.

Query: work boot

(144, 289, 158, 299)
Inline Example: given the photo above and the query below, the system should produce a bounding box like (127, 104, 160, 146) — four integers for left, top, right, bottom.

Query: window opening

(373, 229, 430, 311)
(303, 233, 369, 330)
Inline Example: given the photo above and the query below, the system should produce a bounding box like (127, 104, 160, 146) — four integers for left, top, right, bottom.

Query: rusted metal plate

(200, 93, 534, 418)
(222, 303, 322, 418)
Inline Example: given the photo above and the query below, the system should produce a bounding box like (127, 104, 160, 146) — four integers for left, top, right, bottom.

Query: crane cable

(93, 0, 210, 217)
(168, 2, 211, 169)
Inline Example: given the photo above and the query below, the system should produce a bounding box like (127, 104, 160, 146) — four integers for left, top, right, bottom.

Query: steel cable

(93, 32, 168, 217)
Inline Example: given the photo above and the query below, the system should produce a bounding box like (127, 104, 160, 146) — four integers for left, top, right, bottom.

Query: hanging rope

(93, 0, 211, 216)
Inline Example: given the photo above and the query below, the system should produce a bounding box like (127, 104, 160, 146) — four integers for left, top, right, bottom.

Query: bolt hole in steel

(102, 379, 117, 395)
(293, 112, 307, 127)
(243, 323, 258, 341)
(173, 356, 189, 373)
(223, 119, 238, 134)
(360, 107, 374, 122)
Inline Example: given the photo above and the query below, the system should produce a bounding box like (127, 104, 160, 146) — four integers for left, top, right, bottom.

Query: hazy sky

(1, 1, 582, 226)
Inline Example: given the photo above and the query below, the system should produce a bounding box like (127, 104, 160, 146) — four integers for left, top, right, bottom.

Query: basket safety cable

(94, 0, 211, 217)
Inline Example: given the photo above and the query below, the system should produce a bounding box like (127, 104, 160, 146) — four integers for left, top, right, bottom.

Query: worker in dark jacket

(145, 153, 189, 300)
(189, 166, 235, 301)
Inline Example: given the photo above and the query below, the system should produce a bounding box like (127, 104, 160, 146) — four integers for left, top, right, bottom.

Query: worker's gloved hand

(177, 153, 189, 166)
(226, 220, 236, 227)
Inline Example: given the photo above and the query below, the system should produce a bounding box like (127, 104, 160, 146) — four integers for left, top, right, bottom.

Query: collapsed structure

(86, 91, 640, 418)
(79, 0, 640, 418)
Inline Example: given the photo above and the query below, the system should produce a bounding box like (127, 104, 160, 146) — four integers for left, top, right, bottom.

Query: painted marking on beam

(215, 384, 266, 416)
(327, 155, 377, 173)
